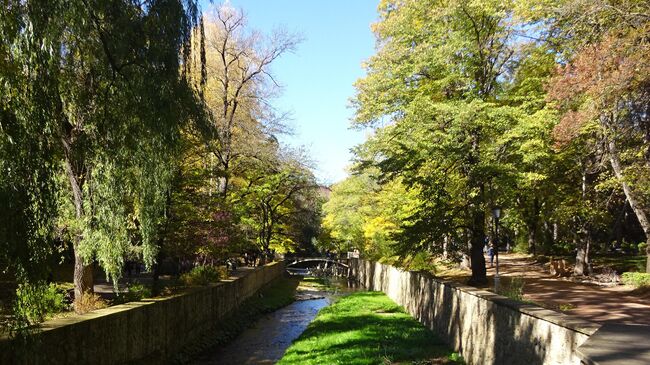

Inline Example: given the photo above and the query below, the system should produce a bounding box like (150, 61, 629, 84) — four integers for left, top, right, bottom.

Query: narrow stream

(191, 277, 360, 365)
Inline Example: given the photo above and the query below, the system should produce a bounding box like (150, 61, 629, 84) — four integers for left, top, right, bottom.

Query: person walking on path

(487, 244, 495, 267)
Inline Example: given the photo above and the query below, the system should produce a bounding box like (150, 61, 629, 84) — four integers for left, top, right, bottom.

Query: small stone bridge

(286, 257, 350, 268)
(285, 257, 351, 276)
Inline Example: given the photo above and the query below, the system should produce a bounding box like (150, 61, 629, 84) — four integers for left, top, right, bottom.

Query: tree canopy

(1, 2, 321, 314)
(324, 0, 650, 279)
(2, 0, 650, 323)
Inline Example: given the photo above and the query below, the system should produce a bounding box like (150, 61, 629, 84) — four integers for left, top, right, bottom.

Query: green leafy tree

(322, 174, 375, 253)
(238, 149, 318, 257)
(1, 0, 203, 310)
(322, 172, 417, 260)
(352, 0, 530, 284)
(548, 0, 650, 271)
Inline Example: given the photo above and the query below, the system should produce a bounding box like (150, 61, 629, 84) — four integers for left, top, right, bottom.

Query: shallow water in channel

(191, 277, 360, 365)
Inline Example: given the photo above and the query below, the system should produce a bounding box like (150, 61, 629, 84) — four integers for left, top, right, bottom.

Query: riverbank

(276, 291, 463, 365)
(189, 276, 357, 364)
(175, 276, 300, 364)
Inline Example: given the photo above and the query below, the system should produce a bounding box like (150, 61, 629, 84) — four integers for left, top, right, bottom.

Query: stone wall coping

(391, 265, 601, 336)
(576, 323, 650, 365)
(1, 261, 282, 341)
(38, 301, 155, 332)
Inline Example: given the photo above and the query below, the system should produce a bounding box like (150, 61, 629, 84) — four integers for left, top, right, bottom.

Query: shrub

(114, 283, 152, 304)
(448, 352, 465, 364)
(622, 241, 642, 254)
(127, 283, 151, 300)
(498, 277, 525, 301)
(512, 236, 529, 254)
(621, 272, 650, 288)
(180, 265, 227, 286)
(13, 282, 67, 326)
(75, 292, 108, 314)
(404, 252, 437, 273)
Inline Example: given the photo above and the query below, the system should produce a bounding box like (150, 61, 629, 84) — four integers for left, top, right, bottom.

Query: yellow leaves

(520, 171, 547, 184)
(322, 173, 418, 258)
(270, 238, 297, 254)
(512, 0, 559, 21)
(363, 216, 398, 241)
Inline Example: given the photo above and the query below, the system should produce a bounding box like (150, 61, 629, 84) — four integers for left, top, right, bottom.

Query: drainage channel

(191, 277, 360, 365)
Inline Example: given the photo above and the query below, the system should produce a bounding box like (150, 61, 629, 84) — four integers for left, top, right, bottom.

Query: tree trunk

(646, 237, 650, 273)
(468, 210, 487, 285)
(222, 173, 229, 198)
(608, 138, 650, 272)
(527, 228, 536, 256)
(574, 230, 591, 276)
(574, 162, 592, 276)
(73, 249, 94, 302)
(467, 131, 486, 285)
(442, 235, 449, 259)
(64, 155, 94, 310)
(542, 220, 553, 252)
(526, 198, 540, 255)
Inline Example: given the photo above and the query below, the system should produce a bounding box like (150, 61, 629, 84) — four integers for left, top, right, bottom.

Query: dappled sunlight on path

(487, 254, 650, 325)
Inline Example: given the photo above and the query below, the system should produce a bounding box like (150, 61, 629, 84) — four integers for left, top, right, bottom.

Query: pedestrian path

(486, 254, 650, 325)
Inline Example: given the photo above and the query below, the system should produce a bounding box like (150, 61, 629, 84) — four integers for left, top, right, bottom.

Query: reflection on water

(191, 277, 361, 365)
(325, 277, 362, 294)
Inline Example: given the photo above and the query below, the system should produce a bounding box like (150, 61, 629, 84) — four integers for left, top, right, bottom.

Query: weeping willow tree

(1, 0, 205, 310)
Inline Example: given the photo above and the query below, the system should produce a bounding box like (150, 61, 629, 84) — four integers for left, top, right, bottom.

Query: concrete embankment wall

(0, 261, 285, 365)
(350, 259, 601, 365)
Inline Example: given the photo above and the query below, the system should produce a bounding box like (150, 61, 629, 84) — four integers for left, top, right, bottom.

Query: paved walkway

(486, 254, 650, 325)
(93, 266, 258, 298)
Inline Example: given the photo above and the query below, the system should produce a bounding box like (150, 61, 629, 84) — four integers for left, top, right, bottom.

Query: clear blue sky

(201, 1, 378, 184)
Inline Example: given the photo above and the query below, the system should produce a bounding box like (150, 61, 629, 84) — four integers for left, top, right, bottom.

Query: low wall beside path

(349, 259, 601, 365)
(0, 261, 285, 365)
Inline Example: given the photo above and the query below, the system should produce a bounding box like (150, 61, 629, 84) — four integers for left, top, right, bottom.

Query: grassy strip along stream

(277, 291, 463, 365)
(176, 276, 461, 364)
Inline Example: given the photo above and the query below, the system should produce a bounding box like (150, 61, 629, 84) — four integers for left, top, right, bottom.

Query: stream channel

(191, 276, 361, 365)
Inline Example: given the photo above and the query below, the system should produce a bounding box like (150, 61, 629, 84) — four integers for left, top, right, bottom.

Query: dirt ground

(480, 253, 650, 325)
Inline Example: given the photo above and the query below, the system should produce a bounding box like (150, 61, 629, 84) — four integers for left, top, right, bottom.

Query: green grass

(277, 291, 462, 365)
(621, 272, 650, 288)
(298, 276, 334, 291)
(591, 255, 646, 273)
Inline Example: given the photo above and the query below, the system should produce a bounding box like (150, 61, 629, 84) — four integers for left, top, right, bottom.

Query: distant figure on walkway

(487, 244, 495, 267)
(226, 258, 237, 272)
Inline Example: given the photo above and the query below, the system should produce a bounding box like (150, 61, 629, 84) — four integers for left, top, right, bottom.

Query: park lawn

(277, 291, 463, 365)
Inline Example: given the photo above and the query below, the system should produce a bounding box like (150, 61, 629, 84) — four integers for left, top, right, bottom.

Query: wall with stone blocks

(0, 261, 285, 365)
(350, 259, 601, 365)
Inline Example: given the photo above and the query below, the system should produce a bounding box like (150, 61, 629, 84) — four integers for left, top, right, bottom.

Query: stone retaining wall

(350, 259, 601, 365)
(0, 261, 285, 365)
